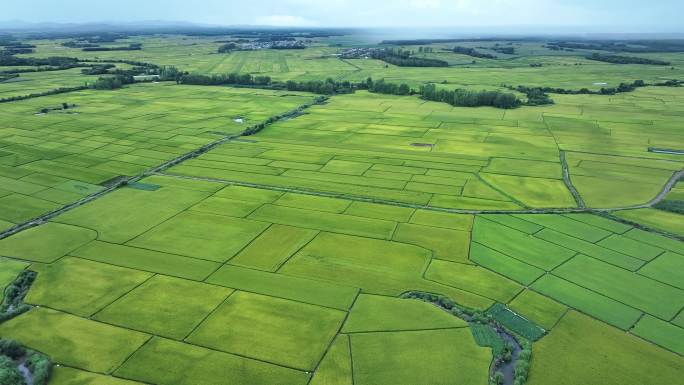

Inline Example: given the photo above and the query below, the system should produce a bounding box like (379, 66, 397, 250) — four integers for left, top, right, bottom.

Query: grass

(409, 210, 473, 230)
(55, 187, 210, 244)
(0, 258, 28, 302)
(486, 302, 546, 340)
(478, 214, 543, 234)
(512, 214, 612, 243)
(614, 208, 684, 236)
(0, 222, 96, 263)
(535, 228, 645, 271)
(597, 234, 665, 261)
(638, 252, 684, 290)
(507, 289, 567, 330)
(393, 223, 470, 263)
(553, 254, 684, 320)
(127, 211, 269, 262)
(0, 84, 315, 221)
(186, 291, 346, 370)
(71, 240, 221, 280)
(470, 322, 505, 355)
(631, 315, 684, 356)
(469, 243, 545, 285)
(2, 35, 684, 385)
(480, 174, 577, 208)
(342, 294, 466, 333)
(528, 311, 684, 385)
(531, 275, 642, 330)
(206, 264, 358, 310)
(115, 337, 310, 385)
(248, 204, 396, 240)
(229, 224, 318, 271)
(50, 366, 144, 385)
(0, 307, 149, 373)
(472, 217, 576, 270)
(94, 275, 232, 339)
(26, 257, 152, 317)
(280, 232, 492, 309)
(426, 259, 523, 303)
(350, 329, 490, 385)
(309, 336, 352, 385)
(343, 201, 414, 222)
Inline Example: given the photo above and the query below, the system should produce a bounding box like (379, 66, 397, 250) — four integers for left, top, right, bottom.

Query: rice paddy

(0, 32, 682, 385)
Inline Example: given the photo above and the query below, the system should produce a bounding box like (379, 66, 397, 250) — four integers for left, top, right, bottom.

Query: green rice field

(0, 30, 682, 385)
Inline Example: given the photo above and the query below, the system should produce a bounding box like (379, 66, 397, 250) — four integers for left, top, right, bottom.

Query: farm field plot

(0, 84, 314, 227)
(471, 213, 684, 354)
(164, 89, 683, 210)
(0, 170, 681, 384)
(0, 31, 683, 385)
(0, 68, 100, 99)
(0, 175, 510, 384)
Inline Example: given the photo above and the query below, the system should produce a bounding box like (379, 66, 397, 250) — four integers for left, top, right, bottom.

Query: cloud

(254, 14, 317, 26)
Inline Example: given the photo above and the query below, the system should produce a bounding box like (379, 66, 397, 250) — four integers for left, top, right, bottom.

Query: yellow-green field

(1, 32, 683, 385)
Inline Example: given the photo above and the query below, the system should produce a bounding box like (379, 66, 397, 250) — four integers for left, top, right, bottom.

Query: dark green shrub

(0, 356, 25, 385)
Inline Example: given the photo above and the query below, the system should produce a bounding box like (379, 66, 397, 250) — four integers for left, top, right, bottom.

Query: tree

(493, 371, 504, 385)
(0, 356, 25, 385)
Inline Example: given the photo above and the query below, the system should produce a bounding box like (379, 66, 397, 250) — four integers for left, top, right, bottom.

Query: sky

(3, 0, 683, 32)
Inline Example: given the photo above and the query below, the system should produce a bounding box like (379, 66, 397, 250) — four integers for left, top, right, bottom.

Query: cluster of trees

(82, 43, 142, 52)
(452, 46, 497, 59)
(655, 79, 683, 87)
(0, 339, 52, 385)
(1, 47, 34, 55)
(516, 87, 554, 105)
(0, 271, 35, 322)
(363, 78, 523, 109)
(38, 102, 77, 114)
(176, 71, 354, 95)
(91, 74, 135, 90)
(218, 42, 237, 53)
(372, 48, 448, 67)
(587, 53, 670, 65)
(491, 46, 515, 54)
(417, 46, 434, 53)
(549, 40, 684, 53)
(284, 79, 354, 94)
(81, 63, 116, 75)
(0, 55, 79, 67)
(511, 79, 660, 98)
(512, 344, 533, 385)
(178, 73, 271, 86)
(366, 78, 412, 95)
(420, 83, 521, 109)
(62, 40, 99, 48)
(654, 199, 684, 215)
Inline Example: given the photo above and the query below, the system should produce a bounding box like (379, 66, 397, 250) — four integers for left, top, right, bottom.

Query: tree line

(0, 339, 52, 385)
(420, 83, 521, 108)
(361, 78, 522, 109)
(587, 53, 670, 65)
(510, 79, 681, 98)
(175, 72, 355, 95)
(82, 43, 142, 52)
(371, 48, 449, 67)
(452, 46, 497, 59)
(218, 42, 237, 53)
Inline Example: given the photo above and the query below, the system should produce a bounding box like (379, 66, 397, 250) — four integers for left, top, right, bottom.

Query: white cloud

(254, 14, 317, 26)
